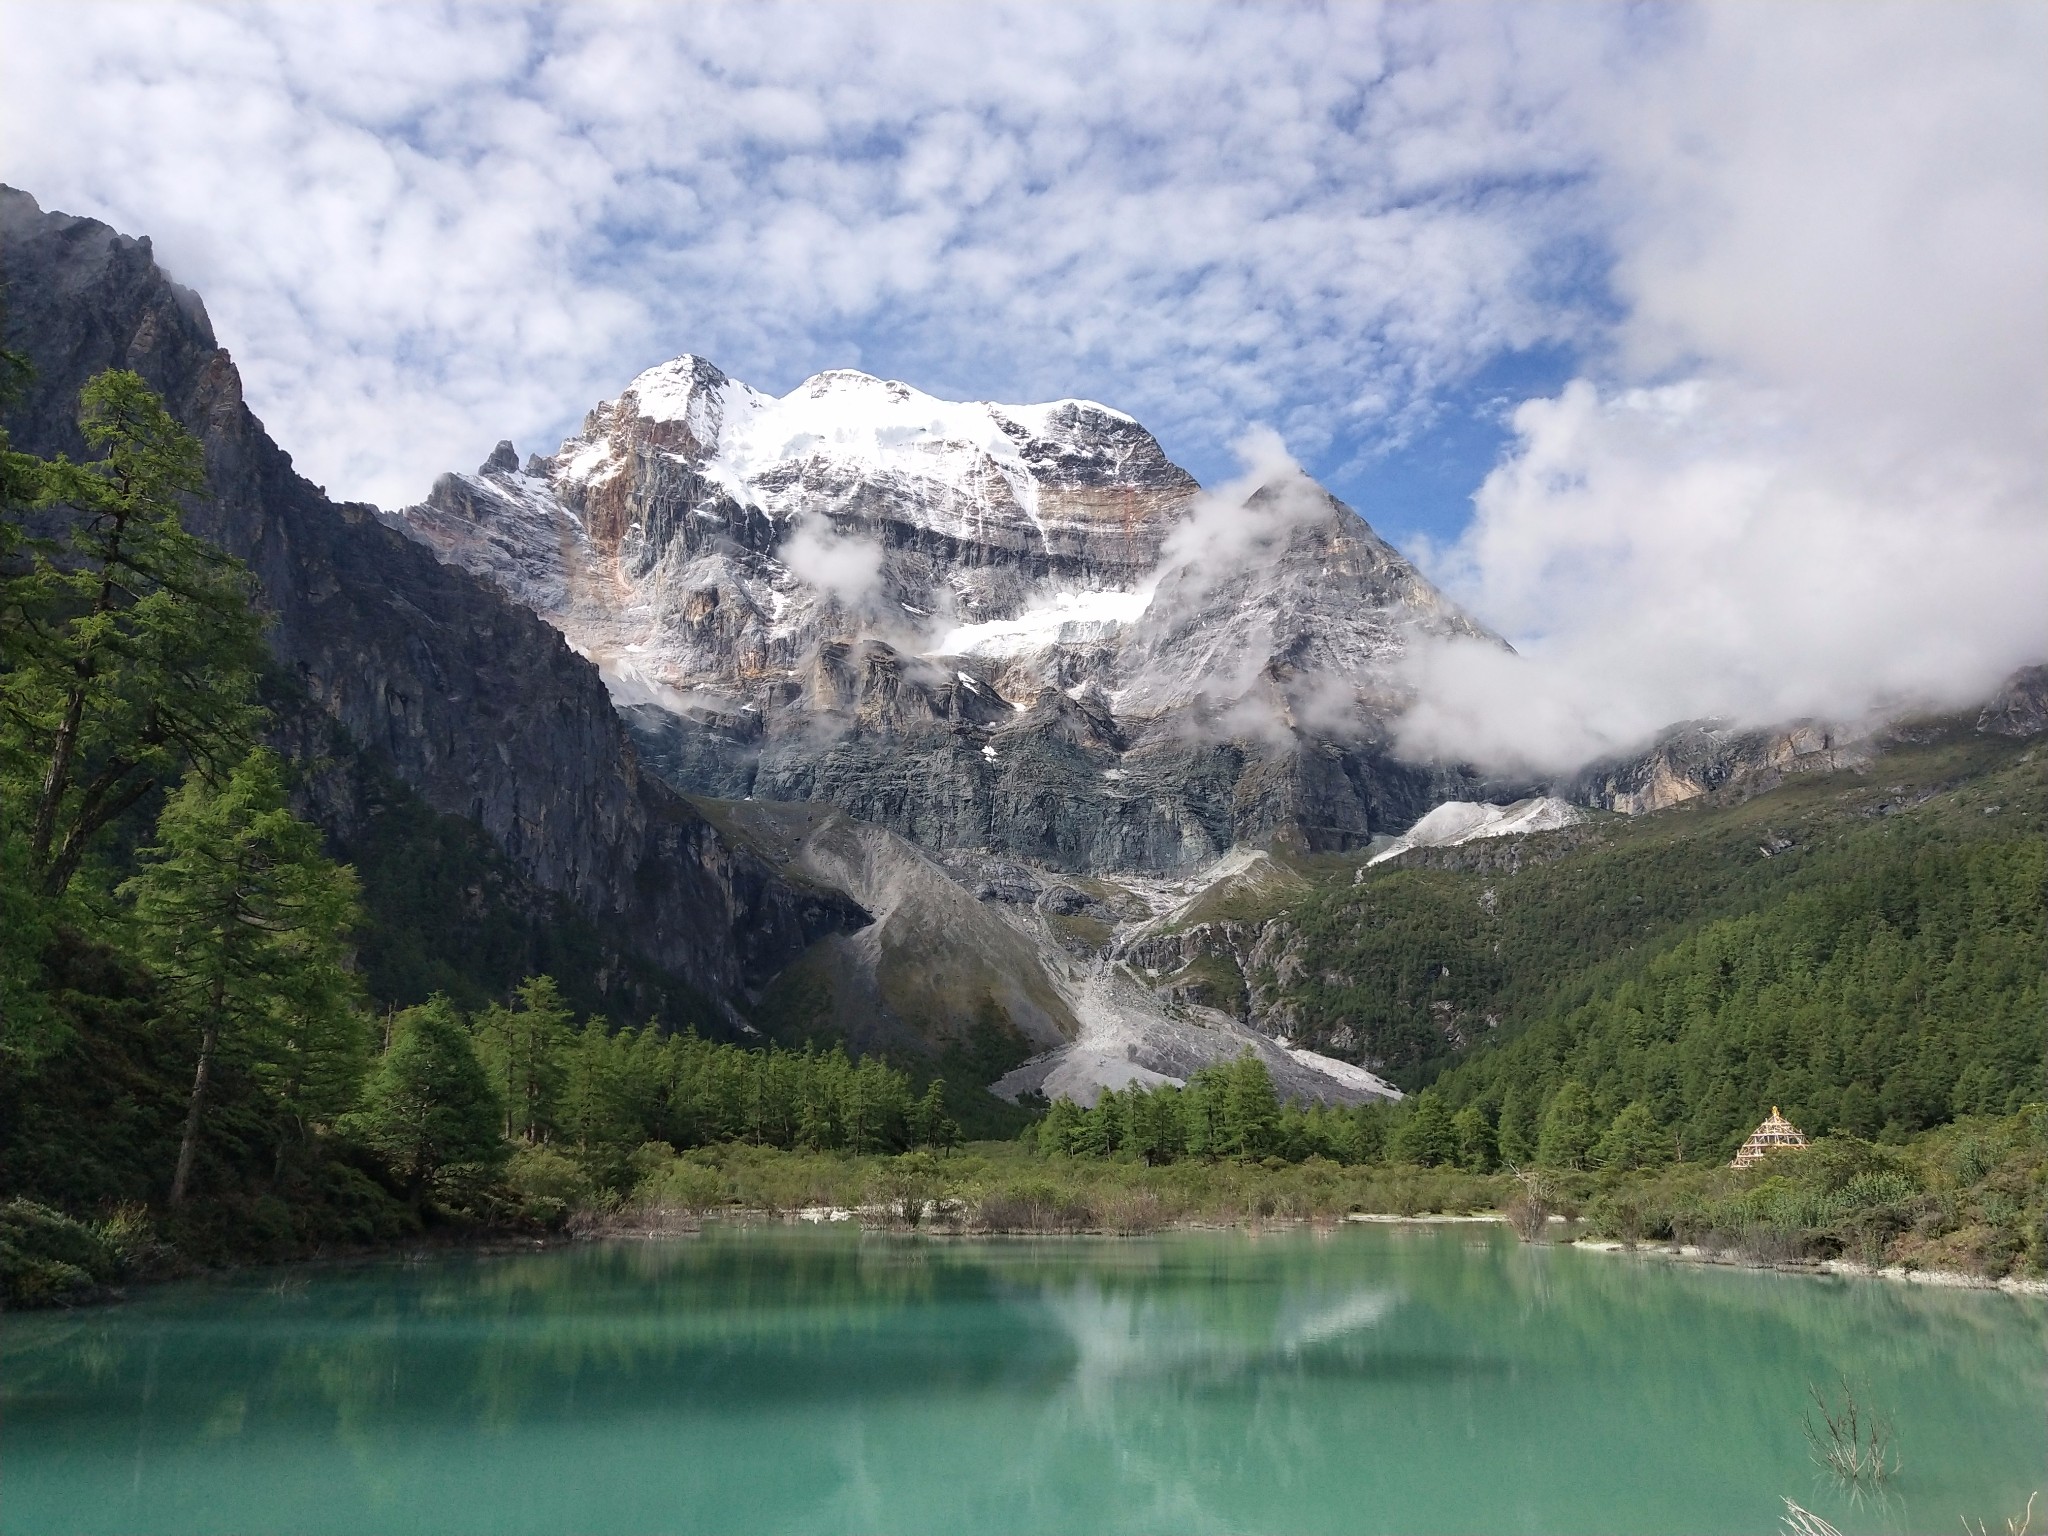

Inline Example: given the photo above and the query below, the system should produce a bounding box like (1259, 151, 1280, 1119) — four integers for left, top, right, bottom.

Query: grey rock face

(0, 185, 865, 1007)
(1978, 663, 2048, 738)
(690, 797, 1078, 1056)
(1563, 719, 1872, 814)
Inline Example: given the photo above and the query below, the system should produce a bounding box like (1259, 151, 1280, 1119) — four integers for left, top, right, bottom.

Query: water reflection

(1, 1226, 2041, 1536)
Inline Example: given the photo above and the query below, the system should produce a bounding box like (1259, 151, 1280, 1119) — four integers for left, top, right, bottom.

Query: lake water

(2, 1224, 2040, 1535)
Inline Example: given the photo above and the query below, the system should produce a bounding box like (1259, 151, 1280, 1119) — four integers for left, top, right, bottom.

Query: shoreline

(15, 1206, 2043, 1313)
(1570, 1236, 2048, 1296)
(655, 1208, 2048, 1298)
(584, 1205, 2048, 1296)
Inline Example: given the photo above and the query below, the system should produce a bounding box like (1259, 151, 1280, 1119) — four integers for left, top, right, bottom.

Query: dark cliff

(0, 187, 865, 1009)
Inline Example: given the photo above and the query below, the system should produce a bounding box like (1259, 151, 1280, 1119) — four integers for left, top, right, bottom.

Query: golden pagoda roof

(1731, 1107, 1808, 1167)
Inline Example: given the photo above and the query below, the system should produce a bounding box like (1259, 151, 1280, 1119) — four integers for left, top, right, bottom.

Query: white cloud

(3, 1, 2041, 769)
(1399, 378, 2048, 771)
(1399, 3, 2048, 770)
(778, 516, 886, 609)
(0, 1, 1591, 507)
(1150, 426, 1323, 596)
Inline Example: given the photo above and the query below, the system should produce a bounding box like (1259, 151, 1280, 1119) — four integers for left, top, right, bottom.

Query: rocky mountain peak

(397, 355, 1509, 872)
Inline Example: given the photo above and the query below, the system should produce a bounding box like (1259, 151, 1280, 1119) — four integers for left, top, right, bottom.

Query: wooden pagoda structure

(1731, 1107, 1808, 1168)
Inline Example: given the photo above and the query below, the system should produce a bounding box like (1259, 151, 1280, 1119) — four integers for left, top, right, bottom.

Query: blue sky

(4, 2, 2043, 765)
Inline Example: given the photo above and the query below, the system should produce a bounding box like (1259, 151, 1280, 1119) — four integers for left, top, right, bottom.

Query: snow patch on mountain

(1366, 796, 1585, 865)
(932, 586, 1156, 659)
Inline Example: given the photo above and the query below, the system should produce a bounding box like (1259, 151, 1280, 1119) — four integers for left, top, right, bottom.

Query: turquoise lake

(1, 1224, 2040, 1535)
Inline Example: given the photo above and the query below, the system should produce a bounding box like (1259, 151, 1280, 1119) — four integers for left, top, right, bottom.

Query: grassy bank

(1570, 1107, 2047, 1279)
(569, 1140, 1507, 1235)
(597, 1106, 2046, 1280)
(12, 1108, 2039, 1309)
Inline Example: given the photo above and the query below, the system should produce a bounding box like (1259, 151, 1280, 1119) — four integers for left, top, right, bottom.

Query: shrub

(633, 1153, 730, 1213)
(973, 1180, 1097, 1233)
(506, 1144, 598, 1227)
(1, 1200, 120, 1307)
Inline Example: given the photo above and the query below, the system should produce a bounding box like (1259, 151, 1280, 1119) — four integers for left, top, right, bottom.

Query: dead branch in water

(1802, 1376, 1899, 1487)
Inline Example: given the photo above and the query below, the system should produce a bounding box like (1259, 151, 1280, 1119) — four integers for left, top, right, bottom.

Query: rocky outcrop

(689, 796, 1078, 1056)
(1564, 719, 1871, 814)
(1978, 663, 2048, 738)
(1560, 664, 2048, 817)
(0, 186, 864, 1007)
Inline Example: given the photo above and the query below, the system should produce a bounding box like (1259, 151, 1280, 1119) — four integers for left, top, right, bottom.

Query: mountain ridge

(0, 186, 865, 1019)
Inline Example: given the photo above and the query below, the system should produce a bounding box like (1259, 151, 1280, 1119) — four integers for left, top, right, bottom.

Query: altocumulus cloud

(2, 1, 2043, 770)
(0, 2, 1598, 507)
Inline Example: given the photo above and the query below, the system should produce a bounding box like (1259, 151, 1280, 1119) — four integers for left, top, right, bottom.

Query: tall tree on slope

(1, 370, 262, 898)
(124, 749, 364, 1205)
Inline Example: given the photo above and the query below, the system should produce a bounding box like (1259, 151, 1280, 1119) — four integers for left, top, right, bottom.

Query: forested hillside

(1425, 804, 2043, 1159)
(0, 370, 937, 1304)
(1245, 729, 2044, 1133)
(1021, 737, 2044, 1278)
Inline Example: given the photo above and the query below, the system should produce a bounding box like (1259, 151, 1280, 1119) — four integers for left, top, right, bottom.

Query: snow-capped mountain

(396, 356, 1512, 873)
(400, 356, 1192, 693)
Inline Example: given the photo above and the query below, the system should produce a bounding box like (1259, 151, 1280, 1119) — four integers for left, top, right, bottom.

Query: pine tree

(472, 975, 571, 1143)
(1591, 1101, 1669, 1171)
(122, 749, 364, 1203)
(1392, 1089, 1459, 1167)
(912, 1080, 961, 1150)
(1451, 1105, 1497, 1172)
(1537, 1079, 1598, 1170)
(1037, 1097, 1084, 1154)
(1222, 1051, 1280, 1159)
(1497, 1083, 1539, 1166)
(561, 1023, 637, 1163)
(343, 995, 504, 1207)
(3, 371, 263, 898)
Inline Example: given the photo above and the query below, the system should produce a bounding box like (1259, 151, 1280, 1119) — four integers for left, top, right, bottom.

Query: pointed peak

(626, 353, 730, 393)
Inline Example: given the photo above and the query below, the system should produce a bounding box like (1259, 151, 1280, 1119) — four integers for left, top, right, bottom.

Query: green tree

(1591, 1101, 1670, 1172)
(1122, 1086, 1171, 1164)
(122, 749, 363, 1204)
(344, 995, 505, 1206)
(1451, 1104, 1497, 1173)
(1537, 1079, 1598, 1171)
(912, 1080, 961, 1150)
(0, 349, 62, 1060)
(561, 1024, 638, 1163)
(1221, 1051, 1280, 1159)
(472, 975, 572, 1143)
(1036, 1097, 1084, 1155)
(3, 371, 263, 897)
(1347, 1102, 1391, 1164)
(1497, 1082, 1539, 1166)
(1832, 1083, 1879, 1138)
(1392, 1089, 1458, 1167)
